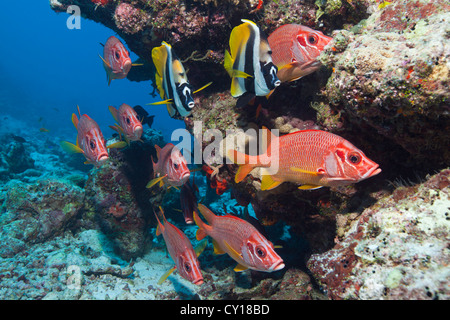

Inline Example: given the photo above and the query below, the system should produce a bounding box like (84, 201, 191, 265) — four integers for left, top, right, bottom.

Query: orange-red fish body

(155, 209, 204, 285)
(268, 24, 332, 82)
(152, 143, 190, 187)
(109, 103, 143, 142)
(194, 204, 284, 272)
(101, 36, 132, 85)
(230, 129, 381, 190)
(75, 114, 109, 167)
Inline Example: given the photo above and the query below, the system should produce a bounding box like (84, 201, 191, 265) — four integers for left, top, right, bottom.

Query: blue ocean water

(0, 1, 182, 143)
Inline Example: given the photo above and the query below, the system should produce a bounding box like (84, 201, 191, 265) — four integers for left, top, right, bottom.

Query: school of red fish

(60, 20, 381, 285)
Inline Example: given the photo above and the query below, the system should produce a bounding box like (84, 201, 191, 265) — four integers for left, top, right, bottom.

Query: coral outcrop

(308, 169, 450, 299)
(317, 0, 450, 169)
(84, 129, 165, 260)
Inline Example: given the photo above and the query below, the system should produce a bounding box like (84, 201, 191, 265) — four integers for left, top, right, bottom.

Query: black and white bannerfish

(224, 19, 281, 107)
(147, 41, 211, 119)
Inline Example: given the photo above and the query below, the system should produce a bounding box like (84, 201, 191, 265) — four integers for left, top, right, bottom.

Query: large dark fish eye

(256, 245, 266, 258)
(89, 139, 96, 150)
(348, 152, 362, 165)
(126, 117, 130, 125)
(308, 34, 318, 45)
(173, 162, 179, 170)
(115, 51, 120, 60)
(184, 262, 191, 273)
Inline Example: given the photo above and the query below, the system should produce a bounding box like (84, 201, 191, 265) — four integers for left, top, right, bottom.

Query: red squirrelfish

(108, 103, 143, 144)
(154, 207, 206, 285)
(228, 128, 381, 190)
(60, 106, 109, 167)
(146, 143, 190, 189)
(194, 204, 285, 272)
(99, 36, 132, 86)
(268, 24, 332, 82)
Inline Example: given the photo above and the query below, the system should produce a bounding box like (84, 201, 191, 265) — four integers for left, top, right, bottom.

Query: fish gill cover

(0, 0, 448, 302)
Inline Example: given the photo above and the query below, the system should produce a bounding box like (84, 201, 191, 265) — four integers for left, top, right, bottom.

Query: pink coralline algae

(308, 169, 450, 300)
(317, 0, 450, 168)
(114, 3, 150, 35)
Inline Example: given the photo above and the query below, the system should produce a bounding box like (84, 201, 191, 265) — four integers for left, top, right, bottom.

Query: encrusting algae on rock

(308, 169, 450, 300)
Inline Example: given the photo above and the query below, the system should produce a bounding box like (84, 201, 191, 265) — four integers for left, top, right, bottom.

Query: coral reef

(84, 129, 165, 260)
(317, 0, 450, 169)
(308, 169, 450, 299)
(35, 0, 450, 300)
(0, 227, 322, 300)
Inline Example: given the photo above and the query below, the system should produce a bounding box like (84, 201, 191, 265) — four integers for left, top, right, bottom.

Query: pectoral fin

(212, 239, 226, 255)
(60, 141, 84, 154)
(298, 185, 323, 190)
(223, 242, 248, 272)
(157, 266, 177, 285)
(290, 167, 322, 176)
(260, 172, 282, 191)
(223, 240, 244, 263)
(107, 141, 127, 149)
(146, 175, 167, 189)
(98, 54, 111, 68)
(194, 239, 208, 257)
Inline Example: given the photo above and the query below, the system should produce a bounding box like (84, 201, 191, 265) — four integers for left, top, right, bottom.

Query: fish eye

(256, 246, 266, 258)
(348, 152, 362, 164)
(115, 51, 120, 60)
(184, 262, 191, 273)
(126, 117, 130, 124)
(89, 139, 96, 150)
(308, 34, 318, 45)
(174, 162, 179, 170)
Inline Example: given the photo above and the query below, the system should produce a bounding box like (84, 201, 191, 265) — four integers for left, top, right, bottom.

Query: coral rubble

(0, 179, 84, 258)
